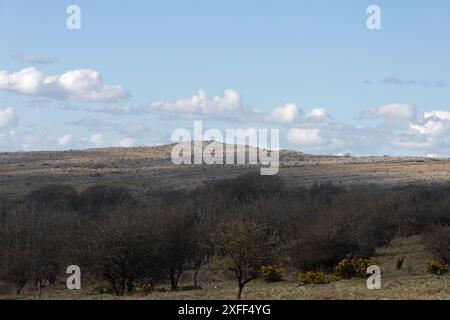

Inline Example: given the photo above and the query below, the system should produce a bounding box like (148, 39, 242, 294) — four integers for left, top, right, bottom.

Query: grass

(2, 235, 449, 300)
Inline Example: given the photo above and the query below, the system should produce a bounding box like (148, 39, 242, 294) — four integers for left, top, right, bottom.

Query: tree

(213, 219, 278, 299)
(89, 209, 159, 296)
(156, 203, 199, 290)
(426, 224, 450, 263)
(0, 204, 72, 295)
(79, 185, 136, 215)
(25, 184, 80, 212)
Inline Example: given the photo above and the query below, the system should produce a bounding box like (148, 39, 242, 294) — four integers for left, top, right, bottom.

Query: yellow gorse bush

(297, 271, 339, 285)
(333, 258, 374, 279)
(333, 259, 356, 279)
(352, 258, 374, 278)
(427, 259, 449, 275)
(260, 264, 284, 283)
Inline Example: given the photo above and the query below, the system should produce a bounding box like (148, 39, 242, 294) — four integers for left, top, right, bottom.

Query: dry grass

(2, 235, 449, 300)
(1, 143, 450, 200)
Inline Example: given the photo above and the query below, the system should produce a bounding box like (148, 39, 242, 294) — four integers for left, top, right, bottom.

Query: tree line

(1, 174, 450, 298)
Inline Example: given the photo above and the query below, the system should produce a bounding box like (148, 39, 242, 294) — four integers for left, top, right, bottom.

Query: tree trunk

(170, 271, 177, 290)
(126, 279, 134, 292)
(237, 282, 244, 300)
(170, 267, 183, 290)
(16, 281, 27, 295)
(193, 267, 201, 288)
(112, 280, 125, 296)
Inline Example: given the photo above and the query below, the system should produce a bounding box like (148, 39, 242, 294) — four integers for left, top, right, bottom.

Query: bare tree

(213, 219, 278, 299)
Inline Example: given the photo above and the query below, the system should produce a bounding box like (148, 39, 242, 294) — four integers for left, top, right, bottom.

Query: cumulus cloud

(58, 134, 73, 146)
(113, 137, 137, 148)
(264, 105, 331, 125)
(0, 106, 17, 129)
(287, 128, 323, 146)
(266, 103, 302, 123)
(149, 89, 243, 116)
(424, 110, 450, 121)
(90, 133, 106, 148)
(361, 104, 417, 121)
(410, 119, 446, 136)
(12, 52, 56, 65)
(282, 106, 393, 155)
(306, 108, 331, 119)
(390, 111, 450, 153)
(0, 67, 129, 102)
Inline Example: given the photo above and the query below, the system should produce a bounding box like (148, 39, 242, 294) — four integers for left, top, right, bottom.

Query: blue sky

(1, 0, 450, 156)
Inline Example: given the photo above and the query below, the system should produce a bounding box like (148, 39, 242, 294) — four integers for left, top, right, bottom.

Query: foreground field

(3, 236, 449, 300)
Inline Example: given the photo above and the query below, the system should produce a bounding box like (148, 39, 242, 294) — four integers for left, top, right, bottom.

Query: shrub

(352, 258, 373, 278)
(425, 225, 450, 263)
(134, 283, 153, 295)
(79, 185, 136, 213)
(260, 265, 283, 283)
(298, 272, 338, 285)
(333, 259, 356, 279)
(427, 259, 449, 275)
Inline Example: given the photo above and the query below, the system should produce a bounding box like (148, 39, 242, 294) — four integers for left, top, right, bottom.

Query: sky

(0, 0, 450, 156)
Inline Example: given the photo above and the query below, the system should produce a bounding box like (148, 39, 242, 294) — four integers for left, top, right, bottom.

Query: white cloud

(361, 104, 417, 121)
(410, 119, 446, 136)
(149, 89, 243, 116)
(113, 137, 137, 148)
(0, 67, 129, 102)
(424, 110, 450, 121)
(287, 128, 323, 146)
(266, 103, 302, 123)
(0, 106, 17, 129)
(389, 111, 450, 153)
(306, 108, 330, 119)
(90, 133, 106, 148)
(58, 134, 73, 146)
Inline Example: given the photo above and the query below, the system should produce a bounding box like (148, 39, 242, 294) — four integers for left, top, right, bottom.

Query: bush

(25, 184, 80, 211)
(298, 271, 338, 285)
(260, 265, 283, 283)
(427, 259, 448, 275)
(333, 259, 356, 279)
(425, 225, 450, 263)
(134, 283, 153, 295)
(352, 258, 373, 278)
(79, 185, 136, 213)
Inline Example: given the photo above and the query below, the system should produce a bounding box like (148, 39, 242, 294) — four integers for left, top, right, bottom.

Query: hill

(0, 142, 449, 199)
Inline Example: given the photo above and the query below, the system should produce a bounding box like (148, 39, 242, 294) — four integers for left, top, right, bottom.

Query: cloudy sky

(1, 0, 450, 156)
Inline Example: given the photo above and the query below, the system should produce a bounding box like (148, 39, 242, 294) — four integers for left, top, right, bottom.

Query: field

(1, 143, 450, 200)
(1, 143, 450, 300)
(2, 236, 449, 300)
